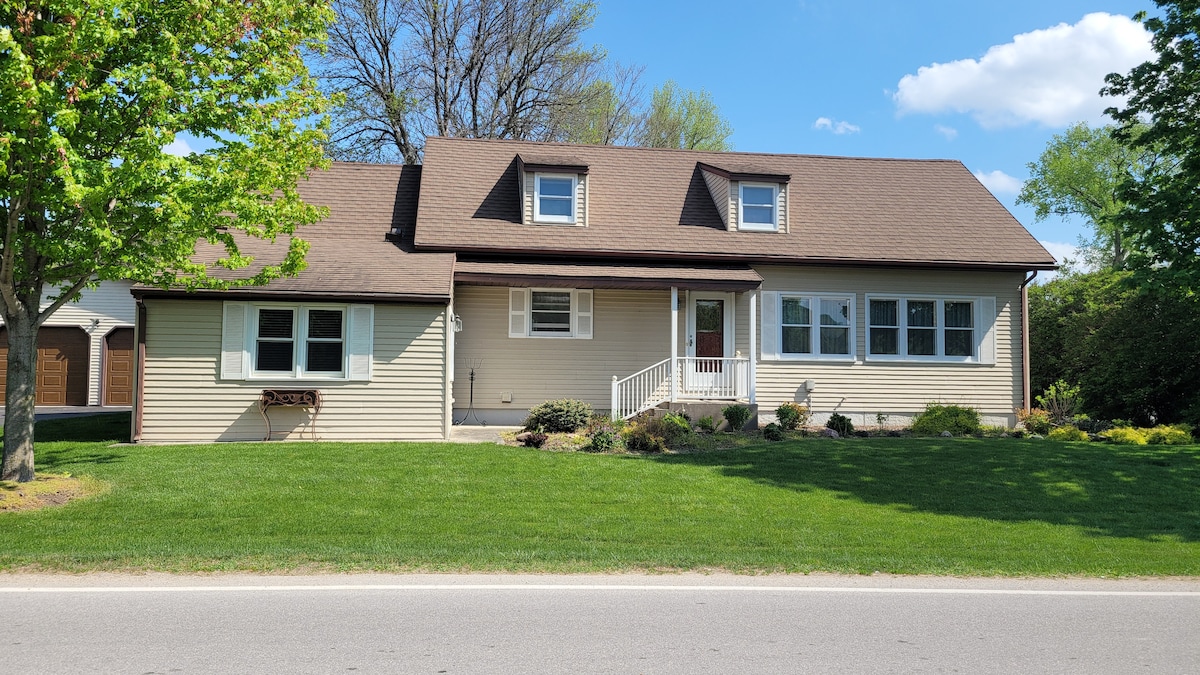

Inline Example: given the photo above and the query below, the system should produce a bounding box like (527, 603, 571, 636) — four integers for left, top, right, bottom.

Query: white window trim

(249, 304, 349, 379)
(777, 293, 856, 361)
(533, 173, 578, 224)
(737, 182, 779, 232)
(508, 287, 593, 339)
(865, 294, 986, 364)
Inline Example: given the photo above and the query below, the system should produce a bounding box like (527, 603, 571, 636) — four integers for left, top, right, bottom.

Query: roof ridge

(424, 136, 964, 164)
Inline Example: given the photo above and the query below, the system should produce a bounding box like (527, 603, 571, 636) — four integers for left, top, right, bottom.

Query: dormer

(516, 153, 589, 227)
(697, 162, 790, 233)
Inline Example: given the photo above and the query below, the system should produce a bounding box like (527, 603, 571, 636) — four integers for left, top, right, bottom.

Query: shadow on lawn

(649, 438, 1200, 541)
(32, 413, 132, 470)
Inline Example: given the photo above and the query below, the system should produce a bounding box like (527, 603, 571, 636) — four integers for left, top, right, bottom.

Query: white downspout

(748, 289, 757, 405)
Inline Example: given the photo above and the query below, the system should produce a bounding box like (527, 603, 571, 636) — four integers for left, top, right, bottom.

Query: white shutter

(976, 296, 996, 365)
(509, 288, 528, 338)
(347, 304, 374, 381)
(221, 302, 249, 380)
(760, 291, 780, 360)
(574, 289, 593, 339)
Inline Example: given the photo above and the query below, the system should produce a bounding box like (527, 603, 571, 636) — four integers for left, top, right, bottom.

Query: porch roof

(453, 260, 763, 291)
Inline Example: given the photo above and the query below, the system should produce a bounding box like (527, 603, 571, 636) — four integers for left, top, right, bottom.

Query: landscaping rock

(822, 428, 840, 439)
(940, 430, 953, 437)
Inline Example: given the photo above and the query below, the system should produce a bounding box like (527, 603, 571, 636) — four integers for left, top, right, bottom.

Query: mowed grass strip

(0, 414, 1197, 575)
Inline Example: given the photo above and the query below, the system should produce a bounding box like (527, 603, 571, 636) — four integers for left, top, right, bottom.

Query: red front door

(694, 299, 724, 371)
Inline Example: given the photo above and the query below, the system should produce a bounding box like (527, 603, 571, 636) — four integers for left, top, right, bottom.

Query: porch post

(670, 286, 679, 403)
(748, 289, 758, 405)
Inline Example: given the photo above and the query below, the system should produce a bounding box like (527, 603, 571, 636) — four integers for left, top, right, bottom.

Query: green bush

(1017, 408, 1053, 435)
(1103, 427, 1148, 445)
(911, 404, 980, 436)
(1146, 425, 1193, 445)
(659, 412, 692, 445)
(524, 399, 593, 433)
(762, 422, 784, 441)
(696, 415, 717, 433)
(1047, 425, 1089, 442)
(623, 425, 666, 453)
(775, 402, 810, 431)
(1035, 380, 1082, 425)
(826, 413, 853, 436)
(588, 430, 620, 452)
(722, 405, 752, 432)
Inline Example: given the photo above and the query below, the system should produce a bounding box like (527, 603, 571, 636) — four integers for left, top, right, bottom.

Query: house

(0, 282, 137, 407)
(132, 138, 1056, 442)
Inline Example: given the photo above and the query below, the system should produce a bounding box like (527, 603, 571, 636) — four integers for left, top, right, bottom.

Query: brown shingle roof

(415, 137, 1057, 270)
(135, 163, 455, 302)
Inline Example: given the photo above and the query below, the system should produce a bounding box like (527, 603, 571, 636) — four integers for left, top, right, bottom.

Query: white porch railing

(611, 357, 750, 420)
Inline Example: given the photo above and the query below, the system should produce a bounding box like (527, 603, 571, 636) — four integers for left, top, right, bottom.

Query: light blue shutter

(347, 304, 374, 381)
(221, 302, 248, 380)
(976, 296, 996, 365)
(760, 292, 780, 360)
(574, 289, 593, 339)
(509, 288, 528, 338)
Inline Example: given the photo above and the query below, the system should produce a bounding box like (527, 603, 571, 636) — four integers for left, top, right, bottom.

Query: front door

(686, 293, 733, 393)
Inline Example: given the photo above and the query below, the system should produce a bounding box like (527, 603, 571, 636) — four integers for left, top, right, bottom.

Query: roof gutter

(429, 245, 1060, 272)
(1020, 271, 1038, 414)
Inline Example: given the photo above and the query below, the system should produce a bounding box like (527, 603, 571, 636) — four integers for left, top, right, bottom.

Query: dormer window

(534, 174, 577, 223)
(739, 183, 778, 231)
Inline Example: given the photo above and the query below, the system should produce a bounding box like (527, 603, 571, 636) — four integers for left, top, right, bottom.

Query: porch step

(654, 400, 758, 432)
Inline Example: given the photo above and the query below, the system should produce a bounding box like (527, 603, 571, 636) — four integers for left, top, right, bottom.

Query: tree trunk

(2, 311, 38, 482)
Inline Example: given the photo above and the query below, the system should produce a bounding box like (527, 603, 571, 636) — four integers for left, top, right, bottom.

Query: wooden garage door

(104, 328, 135, 406)
(0, 327, 90, 406)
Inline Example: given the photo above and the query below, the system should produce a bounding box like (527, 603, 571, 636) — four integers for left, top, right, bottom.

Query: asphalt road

(2, 574, 1197, 674)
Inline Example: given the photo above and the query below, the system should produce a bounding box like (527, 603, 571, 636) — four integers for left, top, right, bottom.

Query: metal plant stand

(455, 359, 484, 425)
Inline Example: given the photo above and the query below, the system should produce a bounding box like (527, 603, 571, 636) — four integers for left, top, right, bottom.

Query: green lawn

(1, 413, 1197, 576)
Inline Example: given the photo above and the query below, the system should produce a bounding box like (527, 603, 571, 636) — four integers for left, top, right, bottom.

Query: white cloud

(934, 124, 958, 140)
(813, 117, 861, 135)
(163, 137, 194, 157)
(973, 169, 1022, 195)
(894, 12, 1154, 128)
(1039, 240, 1079, 265)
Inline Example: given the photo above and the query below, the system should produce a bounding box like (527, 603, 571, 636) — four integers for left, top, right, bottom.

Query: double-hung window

(509, 288, 593, 339)
(534, 174, 577, 224)
(867, 296, 988, 362)
(762, 293, 854, 360)
(738, 183, 778, 231)
(253, 306, 346, 377)
(221, 302, 373, 381)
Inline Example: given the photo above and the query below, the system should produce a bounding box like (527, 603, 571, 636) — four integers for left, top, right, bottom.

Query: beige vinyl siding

(753, 265, 1024, 425)
(522, 171, 587, 226)
(700, 169, 731, 228)
(730, 182, 787, 233)
(140, 299, 447, 442)
(453, 286, 672, 417)
(0, 280, 137, 406)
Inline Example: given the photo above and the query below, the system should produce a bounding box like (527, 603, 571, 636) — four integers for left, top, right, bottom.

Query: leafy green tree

(1103, 2, 1200, 288)
(0, 1, 332, 481)
(1029, 271, 1200, 426)
(555, 64, 644, 146)
(638, 80, 733, 151)
(1017, 123, 1162, 271)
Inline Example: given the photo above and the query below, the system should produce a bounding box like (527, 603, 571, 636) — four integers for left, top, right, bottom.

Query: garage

(104, 328, 135, 406)
(0, 327, 90, 406)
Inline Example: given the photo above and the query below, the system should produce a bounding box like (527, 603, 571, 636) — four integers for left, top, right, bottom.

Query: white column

(670, 287, 679, 403)
(748, 289, 758, 405)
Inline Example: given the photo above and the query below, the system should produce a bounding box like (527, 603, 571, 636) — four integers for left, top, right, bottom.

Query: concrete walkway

(0, 405, 130, 426)
(448, 425, 521, 444)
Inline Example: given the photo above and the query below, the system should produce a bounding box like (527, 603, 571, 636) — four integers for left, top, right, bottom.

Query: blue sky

(584, 0, 1158, 265)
